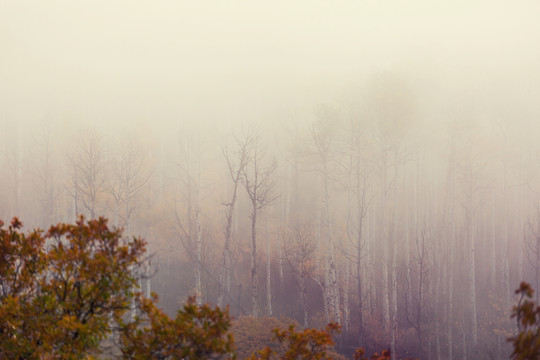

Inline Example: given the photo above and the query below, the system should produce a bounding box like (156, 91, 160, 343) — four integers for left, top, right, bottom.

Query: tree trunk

(357, 215, 364, 341)
(218, 174, 240, 308)
(467, 165, 478, 347)
(301, 273, 308, 328)
(323, 164, 340, 324)
(502, 171, 510, 304)
(251, 199, 259, 318)
(390, 153, 399, 360)
(381, 151, 390, 329)
(344, 258, 350, 332)
(266, 209, 272, 316)
(195, 208, 203, 305)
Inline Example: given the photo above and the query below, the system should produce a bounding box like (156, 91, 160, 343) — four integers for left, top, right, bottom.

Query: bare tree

(341, 115, 370, 339)
(29, 126, 59, 227)
(311, 112, 341, 325)
(284, 222, 317, 328)
(67, 129, 107, 220)
(2, 122, 25, 218)
(217, 132, 251, 308)
(108, 139, 151, 234)
(108, 138, 152, 309)
(406, 227, 432, 359)
(242, 132, 277, 318)
(458, 152, 482, 348)
(172, 132, 205, 305)
(265, 207, 273, 316)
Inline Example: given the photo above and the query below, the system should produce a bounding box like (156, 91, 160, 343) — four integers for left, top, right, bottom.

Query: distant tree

(283, 222, 317, 328)
(68, 130, 107, 220)
(241, 130, 277, 318)
(218, 132, 251, 308)
(405, 227, 432, 358)
(525, 209, 540, 305)
(29, 125, 59, 228)
(172, 132, 205, 304)
(310, 112, 341, 325)
(108, 139, 152, 317)
(1, 122, 24, 217)
(107, 139, 151, 234)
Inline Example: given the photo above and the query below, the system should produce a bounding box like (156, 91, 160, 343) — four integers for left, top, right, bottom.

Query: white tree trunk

(446, 149, 456, 360)
(301, 274, 308, 328)
(490, 191, 496, 290)
(502, 172, 510, 304)
(251, 202, 259, 318)
(390, 157, 399, 360)
(467, 166, 478, 346)
(323, 167, 340, 324)
(195, 209, 203, 305)
(381, 151, 390, 329)
(344, 259, 350, 332)
(265, 209, 272, 316)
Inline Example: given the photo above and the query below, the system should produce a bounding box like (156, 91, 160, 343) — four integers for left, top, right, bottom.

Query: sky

(1, 0, 540, 137)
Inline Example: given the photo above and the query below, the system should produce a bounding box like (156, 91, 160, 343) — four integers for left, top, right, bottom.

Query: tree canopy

(0, 216, 145, 359)
(0, 216, 398, 359)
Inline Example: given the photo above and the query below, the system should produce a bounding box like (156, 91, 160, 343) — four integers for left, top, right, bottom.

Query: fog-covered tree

(68, 129, 107, 220)
(218, 131, 251, 308)
(242, 130, 277, 318)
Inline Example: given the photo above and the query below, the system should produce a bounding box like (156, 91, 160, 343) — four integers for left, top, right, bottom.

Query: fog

(2, 1, 540, 359)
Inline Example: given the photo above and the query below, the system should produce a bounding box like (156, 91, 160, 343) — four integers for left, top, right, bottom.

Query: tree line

(2, 75, 539, 359)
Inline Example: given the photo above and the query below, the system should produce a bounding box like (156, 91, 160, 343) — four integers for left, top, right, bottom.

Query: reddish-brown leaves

(0, 216, 146, 359)
(119, 295, 236, 359)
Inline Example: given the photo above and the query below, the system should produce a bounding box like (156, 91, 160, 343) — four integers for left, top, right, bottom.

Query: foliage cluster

(120, 295, 235, 359)
(0, 216, 145, 359)
(510, 282, 540, 359)
(231, 316, 295, 358)
(0, 216, 416, 359)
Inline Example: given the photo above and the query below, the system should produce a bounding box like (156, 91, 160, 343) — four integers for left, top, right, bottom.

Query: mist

(2, 1, 540, 359)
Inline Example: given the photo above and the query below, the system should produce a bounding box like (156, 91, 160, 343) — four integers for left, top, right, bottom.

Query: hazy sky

(2, 0, 540, 135)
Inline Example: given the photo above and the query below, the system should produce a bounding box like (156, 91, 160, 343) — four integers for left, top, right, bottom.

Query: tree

(29, 125, 59, 228)
(405, 227, 432, 358)
(172, 132, 206, 304)
(525, 208, 540, 305)
(310, 113, 341, 325)
(509, 282, 540, 359)
(0, 216, 145, 359)
(342, 114, 370, 339)
(249, 323, 343, 360)
(218, 132, 251, 308)
(1, 215, 397, 360)
(283, 222, 317, 328)
(231, 315, 296, 359)
(107, 139, 151, 234)
(119, 295, 236, 360)
(241, 131, 277, 318)
(68, 130, 107, 220)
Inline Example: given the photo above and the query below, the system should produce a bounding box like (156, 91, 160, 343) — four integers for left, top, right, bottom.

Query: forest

(2, 91, 540, 359)
(2, 1, 540, 359)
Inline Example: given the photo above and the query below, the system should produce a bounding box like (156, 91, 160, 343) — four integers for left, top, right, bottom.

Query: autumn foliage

(0, 216, 145, 359)
(119, 295, 235, 359)
(231, 316, 300, 358)
(248, 322, 342, 360)
(0, 216, 395, 359)
(509, 282, 540, 359)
